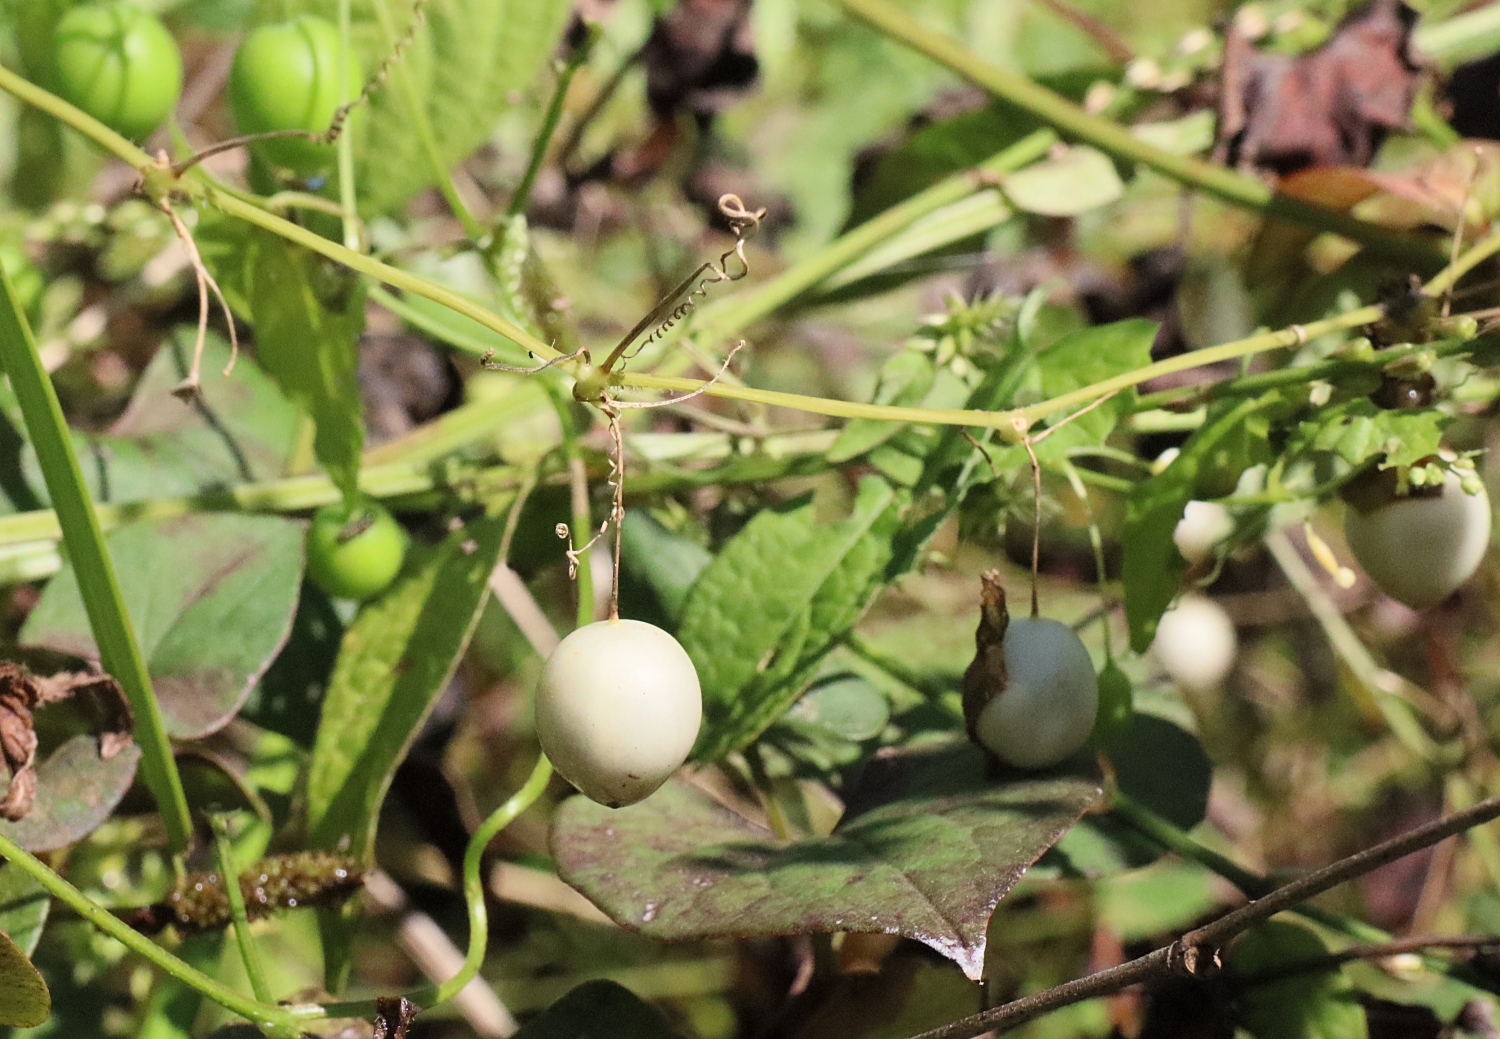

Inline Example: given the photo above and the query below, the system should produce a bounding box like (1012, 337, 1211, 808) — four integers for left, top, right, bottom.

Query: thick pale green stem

(0, 266, 193, 853)
(828, 0, 1446, 268)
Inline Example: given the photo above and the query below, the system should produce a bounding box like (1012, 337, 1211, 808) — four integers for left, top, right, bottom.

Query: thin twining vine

(485, 195, 763, 621)
(6, 55, 1493, 439)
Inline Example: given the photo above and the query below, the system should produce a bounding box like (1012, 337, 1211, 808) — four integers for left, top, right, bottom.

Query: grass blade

(0, 267, 192, 852)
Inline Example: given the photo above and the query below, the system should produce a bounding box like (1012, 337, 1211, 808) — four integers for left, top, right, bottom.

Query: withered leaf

(373, 997, 420, 1039)
(643, 0, 757, 120)
(0, 663, 132, 822)
(1221, 0, 1419, 175)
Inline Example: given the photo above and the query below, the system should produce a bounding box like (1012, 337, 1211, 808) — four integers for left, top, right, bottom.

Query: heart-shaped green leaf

(553, 741, 1101, 980)
(21, 514, 305, 739)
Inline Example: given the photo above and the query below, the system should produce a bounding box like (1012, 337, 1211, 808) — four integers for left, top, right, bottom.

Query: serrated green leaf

(682, 478, 898, 759)
(1123, 396, 1282, 652)
(1290, 399, 1449, 470)
(1030, 318, 1157, 460)
(554, 741, 1102, 982)
(21, 514, 306, 739)
(0, 926, 47, 1028)
(305, 511, 506, 857)
(618, 511, 712, 627)
(250, 234, 365, 499)
(1230, 921, 1369, 1039)
(260, 0, 572, 215)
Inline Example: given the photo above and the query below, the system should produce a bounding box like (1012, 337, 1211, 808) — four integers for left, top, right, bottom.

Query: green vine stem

(429, 753, 554, 1007)
(2, 63, 1489, 441)
(675, 129, 1057, 350)
(507, 24, 599, 221)
(828, 0, 1446, 269)
(210, 814, 274, 1005)
(0, 267, 194, 853)
(0, 829, 315, 1037)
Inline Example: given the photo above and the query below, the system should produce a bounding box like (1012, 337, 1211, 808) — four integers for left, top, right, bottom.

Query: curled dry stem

(610, 340, 746, 410)
(480, 344, 585, 375)
(599, 195, 766, 374)
(159, 201, 239, 402)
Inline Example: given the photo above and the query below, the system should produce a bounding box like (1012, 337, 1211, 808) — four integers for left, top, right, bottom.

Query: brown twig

(908, 790, 1500, 1039)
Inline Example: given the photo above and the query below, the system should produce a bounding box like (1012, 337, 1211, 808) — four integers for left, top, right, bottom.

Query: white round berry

(1152, 594, 1237, 692)
(974, 617, 1098, 769)
(1343, 473, 1491, 610)
(535, 619, 702, 807)
(1173, 501, 1234, 566)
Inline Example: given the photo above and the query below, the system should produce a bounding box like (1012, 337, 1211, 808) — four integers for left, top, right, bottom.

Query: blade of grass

(0, 266, 193, 853)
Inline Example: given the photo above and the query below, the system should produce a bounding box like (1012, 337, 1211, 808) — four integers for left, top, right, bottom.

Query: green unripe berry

(229, 16, 361, 175)
(52, 3, 183, 141)
(305, 497, 408, 602)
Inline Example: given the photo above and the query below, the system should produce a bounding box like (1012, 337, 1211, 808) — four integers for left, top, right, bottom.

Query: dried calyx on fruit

(1341, 462, 1491, 610)
(961, 571, 1098, 770)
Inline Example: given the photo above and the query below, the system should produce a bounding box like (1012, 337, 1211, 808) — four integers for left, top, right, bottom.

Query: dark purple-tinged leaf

(20, 514, 305, 739)
(511, 980, 683, 1039)
(552, 741, 1102, 981)
(0, 736, 140, 853)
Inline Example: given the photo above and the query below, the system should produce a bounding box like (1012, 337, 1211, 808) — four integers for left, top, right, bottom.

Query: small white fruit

(974, 617, 1098, 769)
(1173, 501, 1235, 566)
(535, 619, 702, 808)
(1343, 473, 1491, 610)
(1152, 594, 1237, 693)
